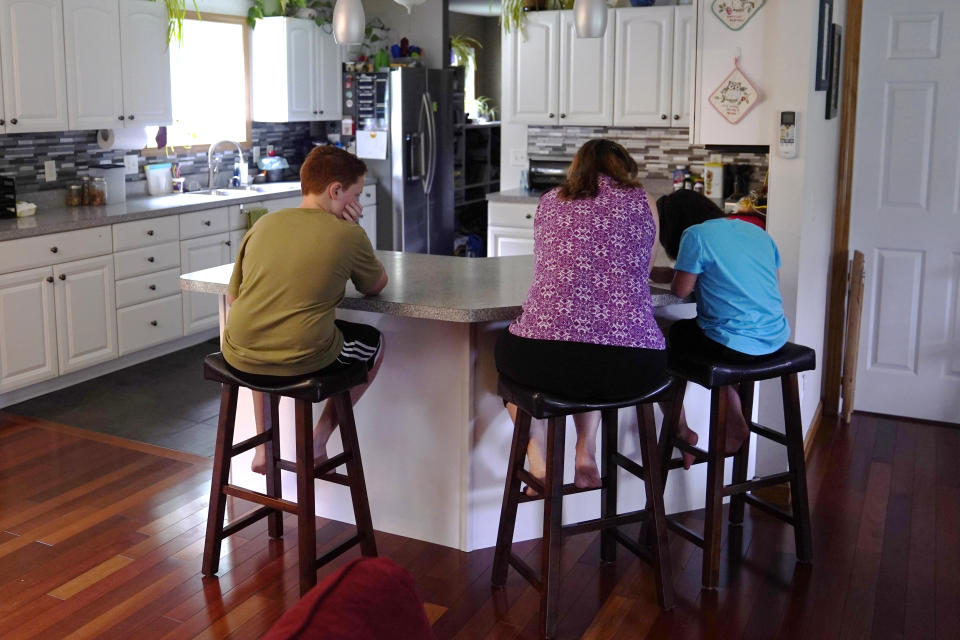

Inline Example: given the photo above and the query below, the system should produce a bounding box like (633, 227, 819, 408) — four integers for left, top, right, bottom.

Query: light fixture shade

(393, 0, 425, 13)
(573, 0, 607, 38)
(333, 0, 365, 45)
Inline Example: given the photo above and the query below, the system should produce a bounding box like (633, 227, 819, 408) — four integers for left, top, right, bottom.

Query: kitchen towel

(97, 127, 149, 151)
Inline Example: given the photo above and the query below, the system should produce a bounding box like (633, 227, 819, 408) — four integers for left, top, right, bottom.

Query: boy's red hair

(299, 146, 367, 196)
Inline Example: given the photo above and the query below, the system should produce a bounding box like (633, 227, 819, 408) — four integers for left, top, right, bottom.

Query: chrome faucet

(207, 140, 244, 189)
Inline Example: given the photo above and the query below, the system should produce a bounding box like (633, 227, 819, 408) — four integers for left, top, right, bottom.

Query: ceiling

(449, 0, 500, 16)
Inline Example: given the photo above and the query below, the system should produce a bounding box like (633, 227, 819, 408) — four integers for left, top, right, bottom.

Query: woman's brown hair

(557, 138, 641, 200)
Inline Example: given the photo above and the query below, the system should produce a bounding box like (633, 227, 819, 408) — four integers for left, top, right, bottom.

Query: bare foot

(251, 445, 267, 475)
(574, 458, 602, 489)
(725, 427, 749, 455)
(677, 427, 699, 470)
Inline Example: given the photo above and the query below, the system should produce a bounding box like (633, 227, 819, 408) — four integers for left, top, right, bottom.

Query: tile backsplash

(527, 126, 769, 191)
(0, 122, 314, 193)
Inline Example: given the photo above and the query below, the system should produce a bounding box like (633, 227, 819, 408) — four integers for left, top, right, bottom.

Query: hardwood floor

(0, 410, 957, 639)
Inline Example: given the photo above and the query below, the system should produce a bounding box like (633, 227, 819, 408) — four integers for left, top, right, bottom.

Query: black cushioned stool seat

(659, 342, 816, 590)
(492, 374, 678, 639)
(201, 352, 377, 597)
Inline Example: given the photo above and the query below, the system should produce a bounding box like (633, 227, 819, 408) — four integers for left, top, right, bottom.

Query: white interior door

(63, 0, 124, 130)
(613, 7, 674, 127)
(850, 0, 960, 421)
(558, 11, 614, 126)
(119, 0, 172, 125)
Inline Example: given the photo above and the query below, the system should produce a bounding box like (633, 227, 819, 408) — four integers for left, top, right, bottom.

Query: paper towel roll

(97, 127, 149, 151)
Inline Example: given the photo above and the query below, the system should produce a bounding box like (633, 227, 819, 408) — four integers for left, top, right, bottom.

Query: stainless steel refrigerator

(354, 67, 456, 255)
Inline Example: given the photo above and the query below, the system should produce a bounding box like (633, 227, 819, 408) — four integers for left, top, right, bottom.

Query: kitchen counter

(0, 182, 304, 241)
(485, 188, 544, 205)
(180, 251, 684, 322)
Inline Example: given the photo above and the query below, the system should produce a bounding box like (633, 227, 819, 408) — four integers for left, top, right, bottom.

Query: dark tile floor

(6, 340, 222, 457)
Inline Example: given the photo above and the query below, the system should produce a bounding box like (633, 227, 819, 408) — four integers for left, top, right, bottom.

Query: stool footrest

(313, 452, 350, 478)
(315, 533, 363, 570)
(230, 430, 272, 457)
(224, 484, 299, 515)
(748, 422, 788, 446)
(611, 528, 652, 563)
(516, 469, 544, 498)
(562, 508, 648, 537)
(508, 552, 542, 590)
(722, 472, 792, 497)
(276, 458, 352, 486)
(223, 505, 278, 538)
(614, 452, 646, 481)
(517, 479, 606, 503)
(743, 494, 795, 524)
(666, 518, 705, 548)
(672, 438, 710, 464)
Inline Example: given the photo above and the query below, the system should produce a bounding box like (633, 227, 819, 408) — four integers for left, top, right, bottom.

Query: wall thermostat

(778, 111, 798, 158)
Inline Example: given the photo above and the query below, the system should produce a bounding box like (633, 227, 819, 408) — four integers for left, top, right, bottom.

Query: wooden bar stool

(492, 375, 677, 639)
(200, 352, 378, 596)
(659, 342, 816, 589)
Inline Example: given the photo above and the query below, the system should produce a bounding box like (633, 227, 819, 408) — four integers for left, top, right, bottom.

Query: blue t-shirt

(674, 219, 790, 355)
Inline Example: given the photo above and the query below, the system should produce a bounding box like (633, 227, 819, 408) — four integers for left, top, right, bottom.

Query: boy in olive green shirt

(223, 146, 387, 472)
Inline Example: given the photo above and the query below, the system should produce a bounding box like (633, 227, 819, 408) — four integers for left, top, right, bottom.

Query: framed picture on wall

(825, 23, 842, 119)
(815, 0, 834, 91)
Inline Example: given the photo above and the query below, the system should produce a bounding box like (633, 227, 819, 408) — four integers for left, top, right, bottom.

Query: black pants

(495, 330, 669, 402)
(668, 318, 779, 362)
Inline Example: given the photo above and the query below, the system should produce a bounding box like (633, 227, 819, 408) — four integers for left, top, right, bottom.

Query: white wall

(345, 0, 448, 68)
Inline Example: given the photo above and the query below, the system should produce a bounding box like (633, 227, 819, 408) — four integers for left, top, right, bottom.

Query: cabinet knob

(50, 246, 59, 253)
(225, 240, 231, 246)
(149, 284, 157, 290)
(203, 220, 211, 226)
(146, 229, 154, 236)
(548, 113, 555, 119)
(319, 110, 324, 114)
(118, 115, 125, 121)
(128, 115, 134, 120)
(147, 256, 155, 262)
(0, 119, 5, 126)
(525, 214, 532, 219)
(10, 118, 17, 125)
(661, 114, 667, 120)
(560, 113, 566, 119)
(46, 276, 54, 283)
(673, 114, 680, 120)
(150, 320, 158, 326)
(59, 274, 66, 281)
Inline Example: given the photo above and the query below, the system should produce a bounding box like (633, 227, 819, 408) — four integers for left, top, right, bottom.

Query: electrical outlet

(511, 148, 527, 166)
(44, 160, 57, 182)
(123, 154, 139, 174)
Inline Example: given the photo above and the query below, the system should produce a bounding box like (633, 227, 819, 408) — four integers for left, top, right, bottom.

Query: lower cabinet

(0, 266, 58, 392)
(487, 225, 535, 257)
(180, 233, 231, 334)
(52, 255, 118, 375)
(117, 294, 183, 356)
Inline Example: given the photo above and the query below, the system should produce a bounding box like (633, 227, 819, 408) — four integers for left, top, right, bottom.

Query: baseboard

(750, 401, 823, 508)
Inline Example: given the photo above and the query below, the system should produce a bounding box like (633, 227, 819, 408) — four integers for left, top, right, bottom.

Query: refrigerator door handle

(423, 92, 438, 195)
(405, 133, 422, 182)
(418, 93, 431, 194)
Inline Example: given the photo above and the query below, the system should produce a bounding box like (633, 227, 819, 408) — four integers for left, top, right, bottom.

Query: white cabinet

(52, 255, 118, 374)
(180, 233, 230, 334)
(614, 6, 692, 127)
(0, 267, 58, 392)
(0, 0, 68, 132)
(63, 0, 171, 129)
(119, 0, 172, 126)
(502, 11, 559, 125)
(252, 17, 342, 123)
(487, 201, 536, 257)
(558, 11, 615, 126)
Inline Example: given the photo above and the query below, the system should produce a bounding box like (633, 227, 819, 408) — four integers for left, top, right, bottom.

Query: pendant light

(333, 0, 365, 45)
(573, 0, 607, 38)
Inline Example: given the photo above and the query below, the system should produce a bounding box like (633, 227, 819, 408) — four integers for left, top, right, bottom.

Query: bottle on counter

(672, 165, 687, 191)
(693, 177, 704, 193)
(683, 170, 693, 190)
(80, 176, 92, 205)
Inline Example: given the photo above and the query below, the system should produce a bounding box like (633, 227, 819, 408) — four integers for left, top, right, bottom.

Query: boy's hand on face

(340, 200, 363, 223)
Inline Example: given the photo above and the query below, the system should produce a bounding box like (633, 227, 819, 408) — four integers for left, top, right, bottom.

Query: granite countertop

(180, 251, 685, 323)
(486, 188, 544, 205)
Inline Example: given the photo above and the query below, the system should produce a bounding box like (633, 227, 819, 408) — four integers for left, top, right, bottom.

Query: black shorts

(495, 330, 669, 402)
(668, 318, 775, 363)
(224, 319, 382, 388)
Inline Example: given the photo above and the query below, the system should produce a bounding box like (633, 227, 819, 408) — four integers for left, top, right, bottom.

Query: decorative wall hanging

(815, 0, 834, 90)
(825, 24, 842, 119)
(709, 58, 761, 124)
(711, 0, 766, 31)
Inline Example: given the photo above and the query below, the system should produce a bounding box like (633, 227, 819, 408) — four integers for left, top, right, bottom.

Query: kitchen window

(147, 16, 249, 149)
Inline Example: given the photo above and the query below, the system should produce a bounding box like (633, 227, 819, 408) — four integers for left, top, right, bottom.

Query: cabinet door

(227, 229, 246, 261)
(359, 205, 377, 249)
(613, 7, 674, 127)
(671, 6, 695, 127)
(315, 29, 342, 120)
(119, 0, 172, 125)
(63, 0, 124, 130)
(286, 18, 317, 121)
(0, 267, 57, 393)
(53, 255, 118, 374)
(502, 11, 559, 125)
(487, 225, 534, 258)
(180, 233, 231, 334)
(558, 12, 614, 126)
(0, 0, 68, 132)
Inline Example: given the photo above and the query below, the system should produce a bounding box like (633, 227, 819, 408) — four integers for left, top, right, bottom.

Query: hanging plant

(248, 0, 338, 29)
(152, 0, 201, 44)
(500, 0, 573, 34)
(450, 34, 482, 67)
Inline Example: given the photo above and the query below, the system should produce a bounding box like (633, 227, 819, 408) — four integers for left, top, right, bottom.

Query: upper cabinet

(503, 7, 692, 129)
(118, 0, 173, 126)
(0, 0, 68, 133)
(252, 17, 342, 123)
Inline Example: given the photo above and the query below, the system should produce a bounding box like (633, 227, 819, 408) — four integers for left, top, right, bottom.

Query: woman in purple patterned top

(495, 139, 669, 492)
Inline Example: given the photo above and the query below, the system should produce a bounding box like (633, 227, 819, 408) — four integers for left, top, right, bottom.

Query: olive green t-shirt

(222, 208, 383, 376)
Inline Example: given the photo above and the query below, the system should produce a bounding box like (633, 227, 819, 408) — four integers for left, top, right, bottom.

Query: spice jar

(88, 177, 107, 206)
(80, 176, 91, 205)
(65, 184, 83, 207)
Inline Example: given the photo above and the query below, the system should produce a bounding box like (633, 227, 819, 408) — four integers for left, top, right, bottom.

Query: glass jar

(80, 176, 91, 205)
(88, 177, 107, 206)
(65, 184, 83, 207)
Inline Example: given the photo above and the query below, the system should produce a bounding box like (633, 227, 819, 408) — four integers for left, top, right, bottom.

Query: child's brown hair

(299, 146, 367, 196)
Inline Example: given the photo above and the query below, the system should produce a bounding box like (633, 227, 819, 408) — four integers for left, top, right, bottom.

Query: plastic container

(145, 164, 173, 195)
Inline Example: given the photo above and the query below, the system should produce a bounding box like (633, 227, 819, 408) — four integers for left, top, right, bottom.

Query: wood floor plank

(48, 554, 135, 600)
(904, 426, 938, 640)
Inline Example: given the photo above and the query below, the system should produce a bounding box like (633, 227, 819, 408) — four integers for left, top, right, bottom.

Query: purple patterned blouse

(509, 175, 666, 350)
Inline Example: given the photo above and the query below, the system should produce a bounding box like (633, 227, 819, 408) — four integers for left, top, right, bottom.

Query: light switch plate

(123, 154, 139, 174)
(44, 160, 57, 182)
(511, 148, 527, 166)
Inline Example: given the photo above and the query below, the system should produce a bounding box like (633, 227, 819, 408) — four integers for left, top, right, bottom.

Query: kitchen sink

(189, 186, 268, 196)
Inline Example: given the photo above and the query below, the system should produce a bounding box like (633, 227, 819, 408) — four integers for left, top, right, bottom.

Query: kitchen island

(182, 252, 729, 551)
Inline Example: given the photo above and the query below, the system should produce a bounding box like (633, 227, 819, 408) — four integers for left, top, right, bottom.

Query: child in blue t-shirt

(653, 190, 790, 465)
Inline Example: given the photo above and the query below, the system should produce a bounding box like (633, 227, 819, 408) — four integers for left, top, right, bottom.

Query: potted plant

(152, 0, 201, 44)
(450, 34, 482, 67)
(500, 0, 573, 34)
(474, 96, 495, 122)
(248, 0, 335, 29)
